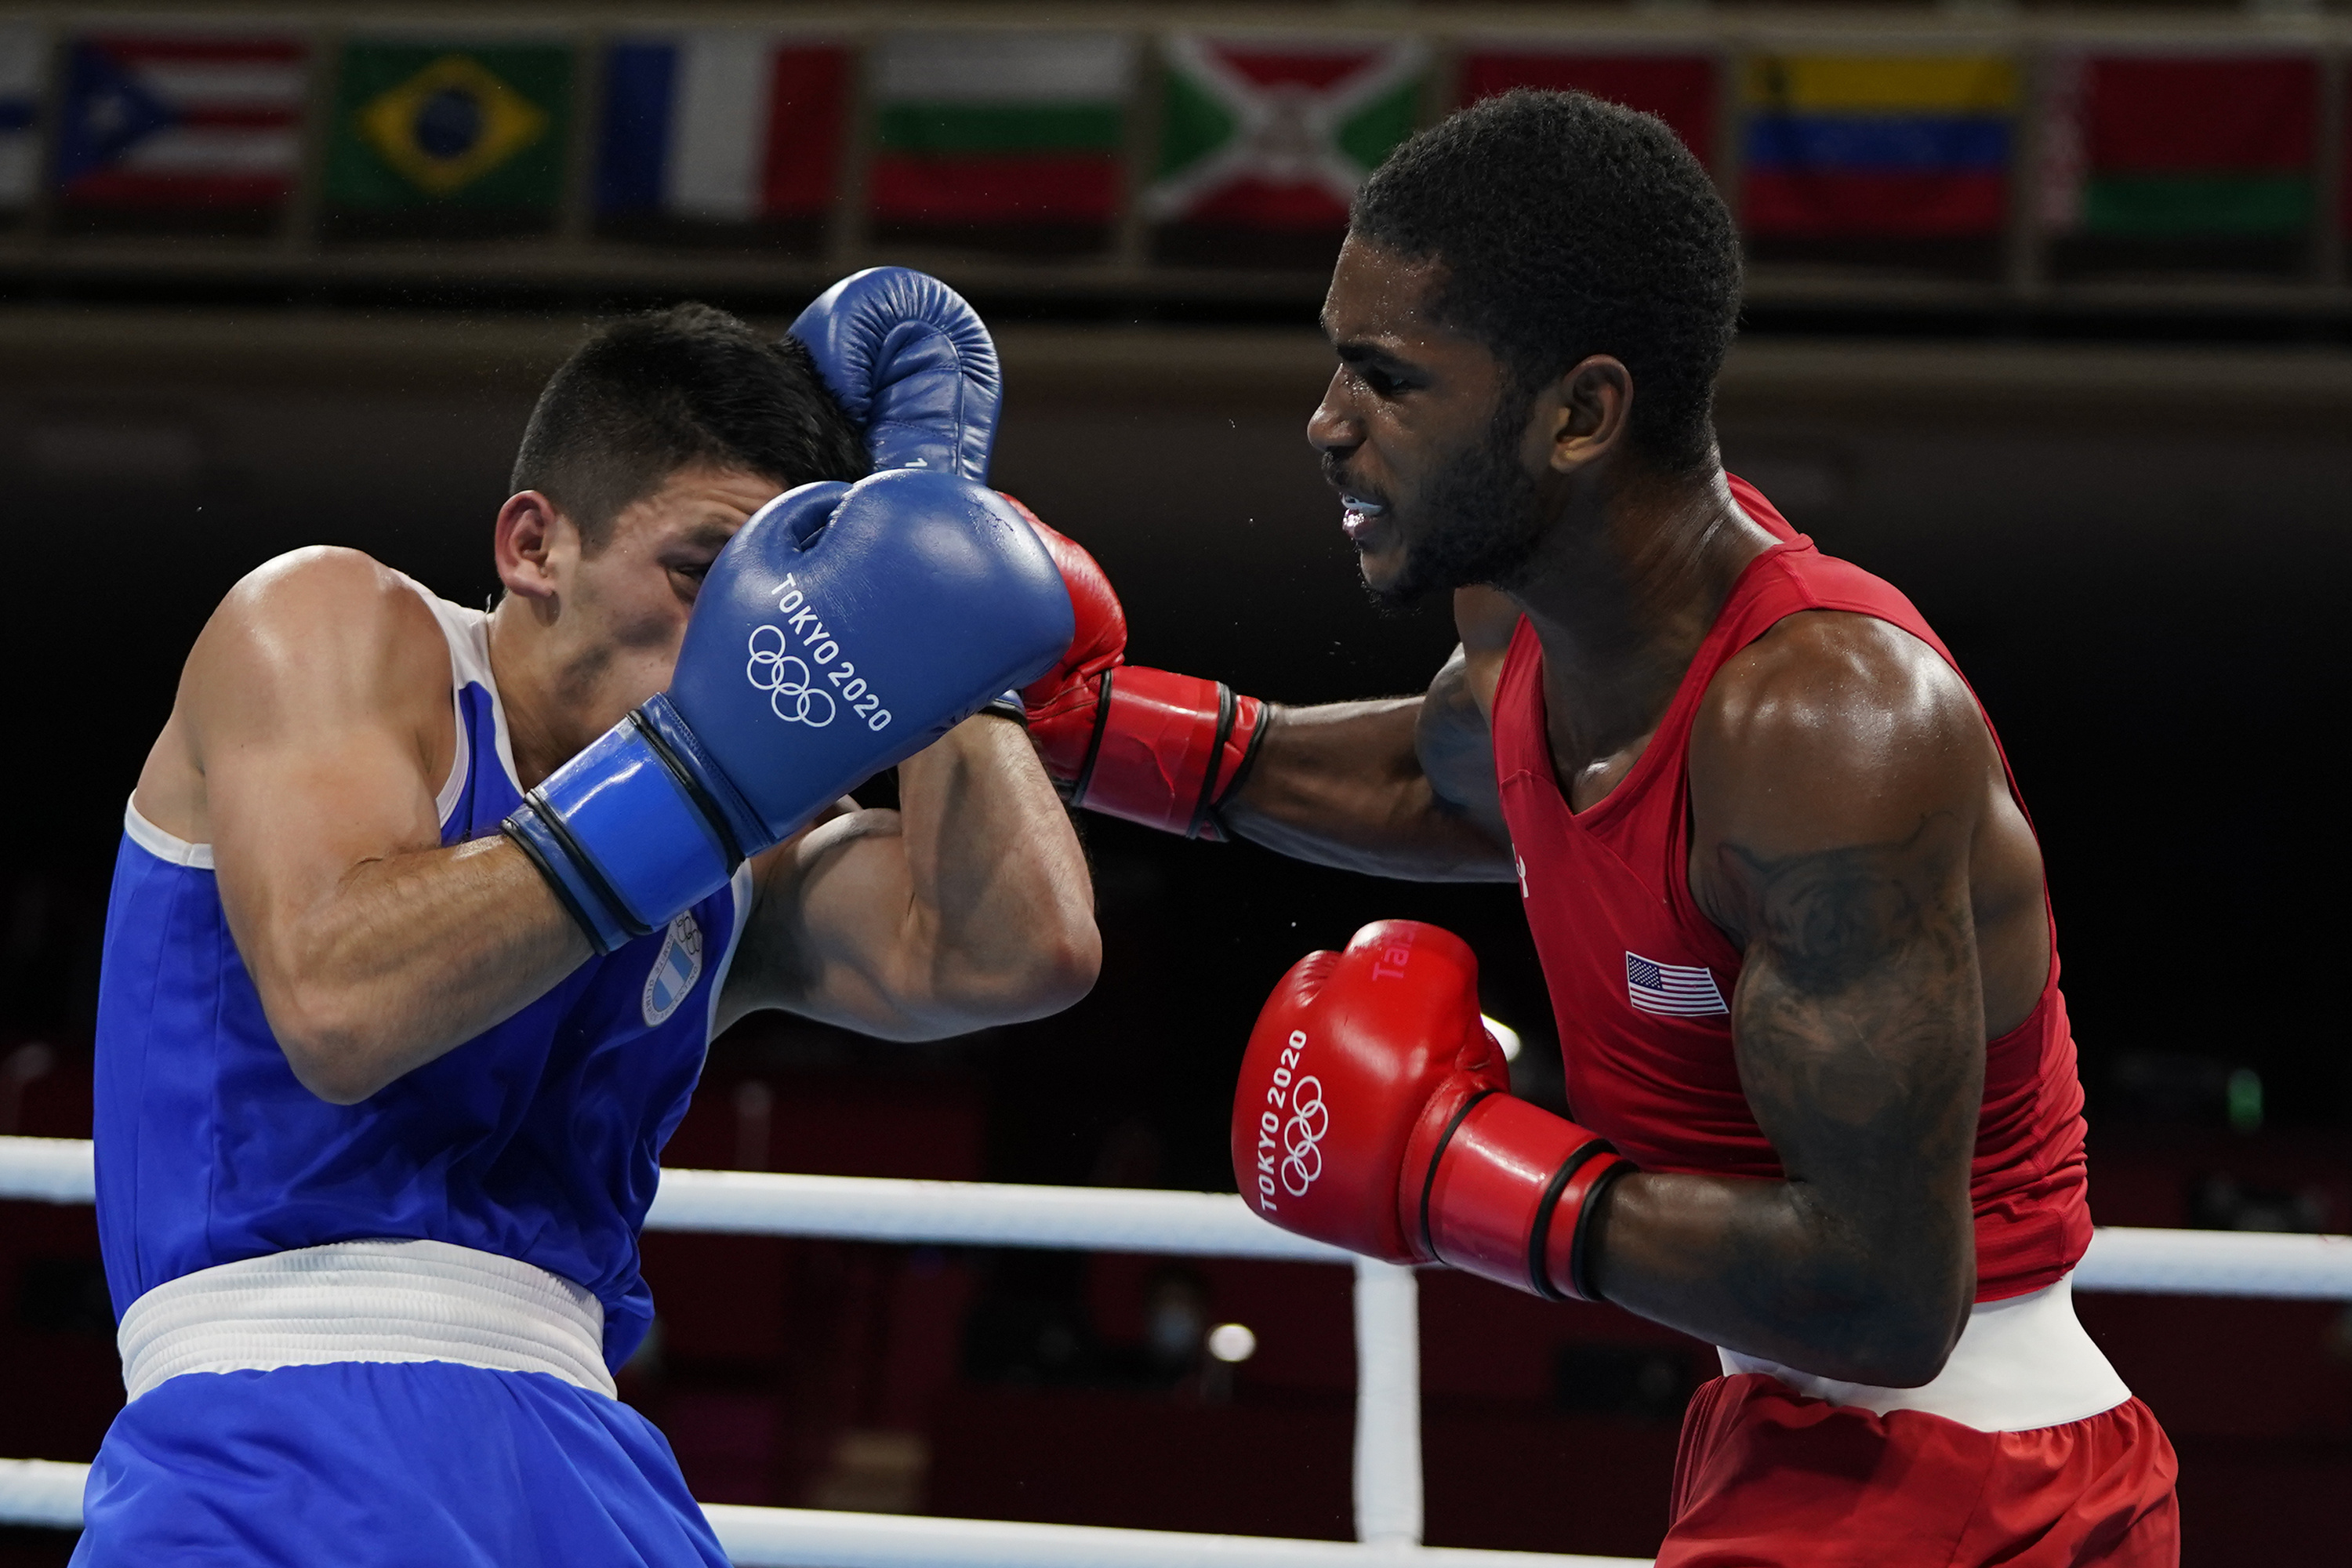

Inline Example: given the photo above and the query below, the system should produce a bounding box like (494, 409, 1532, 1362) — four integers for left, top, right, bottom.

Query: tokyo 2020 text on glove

(1232, 920, 1633, 1302)
(504, 470, 1075, 954)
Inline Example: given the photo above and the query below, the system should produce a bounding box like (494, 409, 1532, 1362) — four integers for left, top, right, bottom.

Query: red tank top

(1490, 477, 2091, 1303)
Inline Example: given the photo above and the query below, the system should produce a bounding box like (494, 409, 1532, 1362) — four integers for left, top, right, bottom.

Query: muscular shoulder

(1689, 613, 1996, 906)
(183, 547, 449, 745)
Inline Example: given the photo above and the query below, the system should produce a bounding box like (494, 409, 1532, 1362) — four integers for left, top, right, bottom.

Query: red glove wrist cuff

(1417, 1093, 1630, 1303)
(1069, 666, 1265, 840)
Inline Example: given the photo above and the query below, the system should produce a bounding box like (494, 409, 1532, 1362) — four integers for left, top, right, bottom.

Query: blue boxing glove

(503, 470, 1073, 953)
(789, 267, 1000, 482)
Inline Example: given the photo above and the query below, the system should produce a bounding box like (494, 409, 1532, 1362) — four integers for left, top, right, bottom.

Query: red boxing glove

(1231, 920, 1632, 1303)
(1005, 499, 1264, 841)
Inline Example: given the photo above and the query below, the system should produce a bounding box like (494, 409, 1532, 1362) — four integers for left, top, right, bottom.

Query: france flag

(597, 33, 845, 225)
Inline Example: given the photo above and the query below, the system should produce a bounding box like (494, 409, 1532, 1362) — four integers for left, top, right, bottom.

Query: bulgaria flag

(597, 33, 848, 224)
(1146, 36, 1428, 230)
(868, 32, 1134, 228)
(2041, 53, 2318, 238)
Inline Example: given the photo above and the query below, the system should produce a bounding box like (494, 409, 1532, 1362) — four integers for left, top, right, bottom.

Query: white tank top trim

(392, 572, 524, 816)
(1719, 1272, 2130, 1433)
(121, 575, 510, 863)
(117, 1238, 614, 1403)
(122, 798, 212, 870)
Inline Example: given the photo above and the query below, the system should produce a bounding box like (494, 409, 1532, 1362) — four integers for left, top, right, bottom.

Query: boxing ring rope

(5, 1137, 2351, 1567)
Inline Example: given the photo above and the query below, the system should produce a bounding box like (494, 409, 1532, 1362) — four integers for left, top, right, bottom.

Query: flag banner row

(0, 24, 2343, 254)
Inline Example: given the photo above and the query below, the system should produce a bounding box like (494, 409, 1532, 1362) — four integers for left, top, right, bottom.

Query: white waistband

(118, 1239, 615, 1403)
(1719, 1272, 2130, 1433)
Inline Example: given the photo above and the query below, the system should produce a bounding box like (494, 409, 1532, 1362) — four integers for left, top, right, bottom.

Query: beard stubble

(1370, 400, 1548, 610)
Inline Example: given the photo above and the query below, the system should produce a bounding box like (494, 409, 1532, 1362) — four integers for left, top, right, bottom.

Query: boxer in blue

(78, 273, 1097, 1565)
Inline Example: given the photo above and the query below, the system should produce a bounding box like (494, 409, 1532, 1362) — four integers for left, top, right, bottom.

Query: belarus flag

(597, 33, 848, 225)
(53, 34, 307, 211)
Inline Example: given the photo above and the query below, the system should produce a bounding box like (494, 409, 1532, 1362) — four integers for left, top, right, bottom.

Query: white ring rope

(5, 1131, 2347, 1565)
(0, 1454, 1628, 1567)
(4, 1137, 2347, 1296)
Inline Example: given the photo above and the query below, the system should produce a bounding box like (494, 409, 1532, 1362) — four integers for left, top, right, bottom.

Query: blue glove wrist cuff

(633, 695, 771, 858)
(502, 716, 740, 955)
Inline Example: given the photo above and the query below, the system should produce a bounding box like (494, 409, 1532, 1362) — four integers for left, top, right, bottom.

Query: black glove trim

(1064, 670, 1116, 807)
(979, 689, 1029, 727)
(1566, 1156, 1634, 1305)
(1184, 682, 1240, 841)
(503, 800, 651, 956)
(1527, 1140, 1615, 1304)
(1417, 1087, 1497, 1262)
(1203, 697, 1270, 844)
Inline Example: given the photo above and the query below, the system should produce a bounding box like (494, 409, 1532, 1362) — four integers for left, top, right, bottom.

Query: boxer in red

(1015, 91, 2179, 1564)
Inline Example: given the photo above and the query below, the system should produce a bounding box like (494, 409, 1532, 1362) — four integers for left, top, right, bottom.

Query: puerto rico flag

(53, 34, 308, 212)
(1626, 952, 1729, 1018)
(597, 33, 847, 224)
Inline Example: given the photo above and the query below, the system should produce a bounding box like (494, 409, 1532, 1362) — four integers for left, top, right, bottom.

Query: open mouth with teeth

(1340, 495, 1387, 539)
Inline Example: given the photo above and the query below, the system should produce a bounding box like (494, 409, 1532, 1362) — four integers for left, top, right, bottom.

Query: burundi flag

(1456, 45, 1718, 169)
(0, 25, 44, 211)
(2040, 53, 2317, 238)
(53, 32, 308, 215)
(1146, 36, 1428, 230)
(868, 32, 1134, 232)
(1741, 53, 2017, 238)
(597, 33, 847, 228)
(325, 39, 572, 220)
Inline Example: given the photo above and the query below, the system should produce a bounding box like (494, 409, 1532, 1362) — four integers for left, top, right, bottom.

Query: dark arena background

(1, 5, 2347, 1566)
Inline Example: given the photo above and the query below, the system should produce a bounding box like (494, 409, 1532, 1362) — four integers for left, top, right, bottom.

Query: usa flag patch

(1625, 952, 1727, 1017)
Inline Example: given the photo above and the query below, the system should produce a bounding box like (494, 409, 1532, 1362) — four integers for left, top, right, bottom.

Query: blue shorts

(71, 1361, 731, 1567)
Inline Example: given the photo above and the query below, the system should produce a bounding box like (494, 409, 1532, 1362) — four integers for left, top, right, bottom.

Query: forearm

(1220, 699, 1514, 881)
(893, 714, 1101, 1028)
(243, 836, 589, 1103)
(1584, 1169, 1973, 1387)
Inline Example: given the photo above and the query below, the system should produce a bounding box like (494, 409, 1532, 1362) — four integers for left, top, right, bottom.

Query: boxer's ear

(1527, 355, 1633, 477)
(495, 490, 572, 604)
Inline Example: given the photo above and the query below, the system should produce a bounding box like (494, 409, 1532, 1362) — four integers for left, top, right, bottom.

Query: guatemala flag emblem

(642, 913, 705, 1028)
(1625, 952, 1729, 1017)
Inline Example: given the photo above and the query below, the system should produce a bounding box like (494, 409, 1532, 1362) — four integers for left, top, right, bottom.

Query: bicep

(1691, 621, 1996, 1226)
(717, 800, 920, 1037)
(1726, 827, 1985, 1191)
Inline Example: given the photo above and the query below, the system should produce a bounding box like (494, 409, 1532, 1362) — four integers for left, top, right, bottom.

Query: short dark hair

(1350, 89, 1741, 475)
(511, 302, 866, 548)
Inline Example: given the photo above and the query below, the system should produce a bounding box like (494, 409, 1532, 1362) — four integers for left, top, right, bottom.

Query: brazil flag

(325, 40, 572, 231)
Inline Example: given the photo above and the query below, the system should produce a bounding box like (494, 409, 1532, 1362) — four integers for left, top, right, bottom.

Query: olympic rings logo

(746, 626, 837, 727)
(1279, 1076, 1327, 1196)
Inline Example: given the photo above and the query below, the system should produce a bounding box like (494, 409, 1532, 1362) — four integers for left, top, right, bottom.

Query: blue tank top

(91, 579, 750, 1369)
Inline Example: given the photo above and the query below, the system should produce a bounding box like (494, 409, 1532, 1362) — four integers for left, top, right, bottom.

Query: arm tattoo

(1722, 814, 1964, 998)
(1710, 815, 1983, 1364)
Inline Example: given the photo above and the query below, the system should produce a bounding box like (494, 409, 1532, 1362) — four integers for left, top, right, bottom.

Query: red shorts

(1661, 1374, 2179, 1567)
